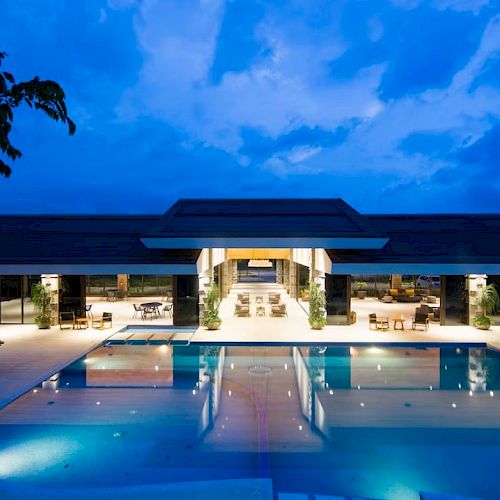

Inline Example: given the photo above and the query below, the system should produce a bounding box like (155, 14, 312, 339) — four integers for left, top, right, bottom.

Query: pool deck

(1, 307, 500, 410)
(0, 324, 121, 408)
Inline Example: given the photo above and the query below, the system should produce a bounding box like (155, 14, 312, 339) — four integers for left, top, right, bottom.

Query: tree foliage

(0, 51, 75, 177)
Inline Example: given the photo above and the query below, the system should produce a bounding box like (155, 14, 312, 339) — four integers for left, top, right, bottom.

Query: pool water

(0, 344, 500, 499)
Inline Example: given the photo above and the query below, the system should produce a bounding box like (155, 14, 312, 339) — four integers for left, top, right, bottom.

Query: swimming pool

(0, 344, 499, 499)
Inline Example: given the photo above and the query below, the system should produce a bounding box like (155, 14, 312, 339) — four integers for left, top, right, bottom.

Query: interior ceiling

(226, 248, 291, 260)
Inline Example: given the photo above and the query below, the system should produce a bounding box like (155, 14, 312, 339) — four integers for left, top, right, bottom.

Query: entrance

(237, 259, 277, 283)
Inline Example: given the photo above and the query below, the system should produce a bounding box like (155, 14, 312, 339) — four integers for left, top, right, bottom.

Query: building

(0, 198, 499, 328)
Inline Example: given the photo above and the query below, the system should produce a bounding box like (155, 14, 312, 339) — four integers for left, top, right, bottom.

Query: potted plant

(473, 283, 499, 331)
(309, 282, 326, 330)
(353, 281, 368, 299)
(203, 282, 222, 330)
(31, 283, 52, 329)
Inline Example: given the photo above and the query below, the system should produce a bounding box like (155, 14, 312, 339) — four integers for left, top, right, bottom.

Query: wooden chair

(59, 311, 75, 330)
(269, 293, 281, 304)
(412, 313, 429, 331)
(369, 313, 389, 331)
(271, 303, 287, 317)
(237, 293, 250, 304)
(92, 312, 113, 329)
(234, 302, 250, 317)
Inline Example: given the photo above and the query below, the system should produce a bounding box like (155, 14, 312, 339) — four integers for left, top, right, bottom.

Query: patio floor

(192, 286, 500, 349)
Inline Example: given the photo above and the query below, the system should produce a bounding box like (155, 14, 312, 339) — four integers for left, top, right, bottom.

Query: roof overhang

(0, 263, 199, 275)
(141, 237, 389, 250)
(331, 263, 500, 275)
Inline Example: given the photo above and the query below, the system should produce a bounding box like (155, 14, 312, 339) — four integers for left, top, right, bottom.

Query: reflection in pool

(0, 344, 500, 499)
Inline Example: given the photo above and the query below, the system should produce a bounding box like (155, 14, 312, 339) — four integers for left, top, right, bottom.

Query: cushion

(388, 288, 399, 296)
(405, 289, 415, 297)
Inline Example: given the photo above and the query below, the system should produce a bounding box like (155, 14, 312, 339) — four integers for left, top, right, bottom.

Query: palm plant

(474, 283, 500, 330)
(31, 282, 52, 328)
(309, 281, 326, 329)
(203, 282, 222, 330)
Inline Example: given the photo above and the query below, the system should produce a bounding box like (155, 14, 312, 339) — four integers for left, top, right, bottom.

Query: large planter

(205, 320, 222, 331)
(36, 319, 51, 329)
(473, 316, 492, 330)
(356, 290, 367, 299)
(309, 319, 326, 330)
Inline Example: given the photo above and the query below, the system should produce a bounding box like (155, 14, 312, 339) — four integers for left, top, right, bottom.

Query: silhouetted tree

(0, 51, 75, 177)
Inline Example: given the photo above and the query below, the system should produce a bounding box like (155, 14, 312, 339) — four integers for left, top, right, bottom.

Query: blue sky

(1, 0, 500, 213)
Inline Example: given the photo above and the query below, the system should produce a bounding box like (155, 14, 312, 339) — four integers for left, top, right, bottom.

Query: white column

(41, 274, 60, 326)
(467, 274, 487, 326)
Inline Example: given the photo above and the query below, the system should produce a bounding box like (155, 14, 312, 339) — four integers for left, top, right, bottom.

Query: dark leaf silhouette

(0, 51, 76, 177)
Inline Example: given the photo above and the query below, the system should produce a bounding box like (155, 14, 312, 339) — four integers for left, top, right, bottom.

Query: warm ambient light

(248, 259, 273, 268)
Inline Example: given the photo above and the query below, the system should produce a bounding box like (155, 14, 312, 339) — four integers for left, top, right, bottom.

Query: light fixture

(248, 259, 273, 268)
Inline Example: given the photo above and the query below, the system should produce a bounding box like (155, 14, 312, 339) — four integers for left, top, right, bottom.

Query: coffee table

(391, 316, 405, 330)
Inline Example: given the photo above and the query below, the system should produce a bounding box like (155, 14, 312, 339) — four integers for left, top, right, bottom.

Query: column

(174, 275, 199, 327)
(466, 274, 487, 326)
(391, 274, 402, 290)
(440, 275, 468, 325)
(41, 274, 60, 326)
(289, 260, 297, 298)
(325, 274, 351, 325)
(59, 276, 86, 318)
(117, 274, 128, 298)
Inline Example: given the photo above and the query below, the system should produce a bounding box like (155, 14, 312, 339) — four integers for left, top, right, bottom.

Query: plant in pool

(353, 281, 368, 299)
(309, 281, 326, 330)
(474, 284, 499, 330)
(31, 282, 52, 328)
(203, 282, 222, 330)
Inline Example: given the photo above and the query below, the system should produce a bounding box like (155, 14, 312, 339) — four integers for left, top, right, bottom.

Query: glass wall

(86, 275, 118, 298)
(128, 275, 172, 297)
(0, 275, 41, 324)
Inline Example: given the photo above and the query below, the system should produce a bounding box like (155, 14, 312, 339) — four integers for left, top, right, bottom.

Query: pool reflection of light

(0, 437, 80, 478)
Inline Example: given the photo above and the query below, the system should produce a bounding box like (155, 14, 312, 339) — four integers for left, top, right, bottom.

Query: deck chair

(92, 312, 113, 329)
(412, 313, 429, 331)
(59, 311, 75, 330)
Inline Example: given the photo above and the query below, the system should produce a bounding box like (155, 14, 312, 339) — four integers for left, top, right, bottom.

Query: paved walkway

(0, 324, 120, 408)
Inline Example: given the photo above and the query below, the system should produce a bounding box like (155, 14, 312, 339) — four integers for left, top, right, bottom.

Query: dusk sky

(1, 0, 500, 213)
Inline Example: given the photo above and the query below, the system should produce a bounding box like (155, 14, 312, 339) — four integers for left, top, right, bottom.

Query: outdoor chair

(59, 311, 75, 330)
(269, 293, 281, 304)
(85, 304, 93, 320)
(237, 293, 250, 304)
(368, 313, 389, 331)
(234, 302, 250, 317)
(143, 306, 158, 320)
(271, 303, 287, 317)
(106, 290, 116, 302)
(162, 302, 173, 318)
(430, 307, 440, 322)
(132, 304, 144, 319)
(412, 313, 429, 331)
(92, 312, 113, 329)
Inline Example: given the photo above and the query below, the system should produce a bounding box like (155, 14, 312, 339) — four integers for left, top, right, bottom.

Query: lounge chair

(92, 312, 113, 329)
(234, 302, 250, 317)
(412, 313, 429, 331)
(59, 311, 75, 330)
(271, 303, 287, 317)
(369, 313, 389, 331)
